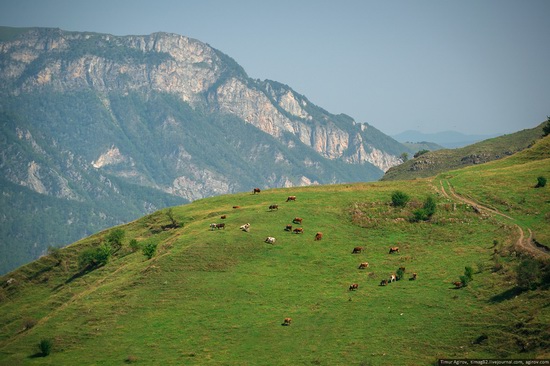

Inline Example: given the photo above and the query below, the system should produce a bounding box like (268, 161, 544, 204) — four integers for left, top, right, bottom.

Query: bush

(414, 149, 430, 158)
(535, 176, 547, 188)
(142, 242, 158, 260)
(543, 116, 550, 136)
(423, 195, 437, 217)
(464, 266, 474, 282)
(129, 239, 140, 252)
(38, 338, 52, 356)
(391, 191, 410, 208)
(396, 267, 405, 281)
(107, 229, 125, 251)
(78, 243, 112, 269)
(459, 275, 470, 287)
(516, 258, 541, 290)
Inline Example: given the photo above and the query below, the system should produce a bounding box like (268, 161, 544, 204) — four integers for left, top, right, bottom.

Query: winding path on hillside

(439, 179, 548, 258)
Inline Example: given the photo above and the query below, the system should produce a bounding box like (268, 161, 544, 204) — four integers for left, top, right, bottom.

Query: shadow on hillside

(489, 286, 524, 303)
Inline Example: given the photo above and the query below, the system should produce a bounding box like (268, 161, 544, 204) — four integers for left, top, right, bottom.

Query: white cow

(240, 223, 251, 232)
(265, 237, 276, 244)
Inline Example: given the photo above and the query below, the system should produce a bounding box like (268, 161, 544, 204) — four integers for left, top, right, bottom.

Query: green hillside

(382, 121, 546, 181)
(0, 137, 548, 365)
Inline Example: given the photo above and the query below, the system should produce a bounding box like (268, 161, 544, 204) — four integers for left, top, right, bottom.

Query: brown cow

(283, 317, 292, 326)
(216, 223, 225, 230)
(293, 228, 304, 234)
(389, 247, 399, 254)
(314, 232, 323, 241)
(380, 279, 388, 286)
(285, 224, 293, 231)
(286, 196, 296, 202)
(253, 188, 261, 194)
(409, 273, 417, 281)
(349, 283, 359, 291)
(233, 206, 240, 209)
(453, 281, 463, 288)
(269, 204, 279, 211)
(358, 262, 369, 269)
(220, 215, 227, 219)
(293, 217, 303, 224)
(352, 246, 364, 254)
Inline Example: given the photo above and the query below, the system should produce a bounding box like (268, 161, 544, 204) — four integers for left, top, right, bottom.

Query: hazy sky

(1, 0, 549, 135)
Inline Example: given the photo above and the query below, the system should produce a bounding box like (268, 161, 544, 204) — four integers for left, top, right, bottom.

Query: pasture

(0, 143, 549, 364)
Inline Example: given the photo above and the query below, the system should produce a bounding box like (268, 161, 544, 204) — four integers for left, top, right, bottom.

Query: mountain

(0, 134, 548, 364)
(0, 26, 412, 274)
(382, 122, 546, 181)
(392, 130, 501, 148)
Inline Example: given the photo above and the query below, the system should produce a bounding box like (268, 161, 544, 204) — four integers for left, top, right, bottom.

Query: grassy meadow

(0, 139, 549, 365)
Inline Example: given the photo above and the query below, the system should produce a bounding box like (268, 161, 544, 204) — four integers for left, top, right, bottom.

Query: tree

(543, 116, 550, 136)
(411, 195, 437, 222)
(414, 149, 429, 158)
(38, 339, 52, 356)
(391, 190, 410, 207)
(78, 243, 112, 269)
(400, 152, 409, 163)
(142, 242, 158, 260)
(535, 176, 547, 188)
(106, 229, 125, 251)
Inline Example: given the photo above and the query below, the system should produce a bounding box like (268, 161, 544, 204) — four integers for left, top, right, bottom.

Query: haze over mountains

(392, 130, 502, 148)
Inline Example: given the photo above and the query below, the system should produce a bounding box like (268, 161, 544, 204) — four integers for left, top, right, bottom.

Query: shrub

(516, 258, 541, 290)
(543, 116, 550, 136)
(459, 275, 470, 287)
(396, 267, 405, 281)
(464, 266, 474, 282)
(414, 149, 429, 158)
(142, 242, 158, 260)
(391, 191, 410, 208)
(423, 195, 437, 217)
(107, 229, 125, 251)
(38, 338, 52, 356)
(78, 243, 112, 269)
(129, 239, 140, 252)
(535, 176, 547, 188)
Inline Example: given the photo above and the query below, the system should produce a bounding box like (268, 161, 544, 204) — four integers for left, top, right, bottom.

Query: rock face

(1, 28, 407, 197)
(0, 27, 411, 274)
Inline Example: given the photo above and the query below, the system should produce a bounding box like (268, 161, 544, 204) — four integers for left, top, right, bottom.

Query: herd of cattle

(208, 187, 419, 326)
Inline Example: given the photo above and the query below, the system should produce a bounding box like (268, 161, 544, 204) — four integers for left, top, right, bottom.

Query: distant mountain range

(392, 130, 502, 148)
(0, 26, 414, 274)
(383, 123, 546, 181)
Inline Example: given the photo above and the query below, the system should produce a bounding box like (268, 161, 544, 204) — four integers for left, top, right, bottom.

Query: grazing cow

(389, 247, 399, 254)
(349, 283, 359, 291)
(220, 215, 227, 219)
(293, 228, 304, 234)
(352, 246, 364, 254)
(269, 204, 279, 211)
(233, 206, 240, 209)
(283, 317, 292, 326)
(286, 196, 296, 202)
(380, 279, 388, 286)
(358, 262, 370, 269)
(285, 224, 293, 231)
(409, 273, 417, 281)
(253, 188, 261, 194)
(216, 223, 225, 230)
(453, 281, 463, 288)
(210, 223, 217, 231)
(314, 232, 323, 241)
(389, 274, 397, 282)
(399, 266, 406, 272)
(240, 223, 250, 232)
(293, 217, 303, 224)
(265, 237, 276, 244)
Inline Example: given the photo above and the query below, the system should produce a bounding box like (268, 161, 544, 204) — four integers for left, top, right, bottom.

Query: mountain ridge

(0, 26, 411, 274)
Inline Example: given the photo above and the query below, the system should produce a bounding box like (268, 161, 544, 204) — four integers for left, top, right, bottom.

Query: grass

(0, 138, 549, 365)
